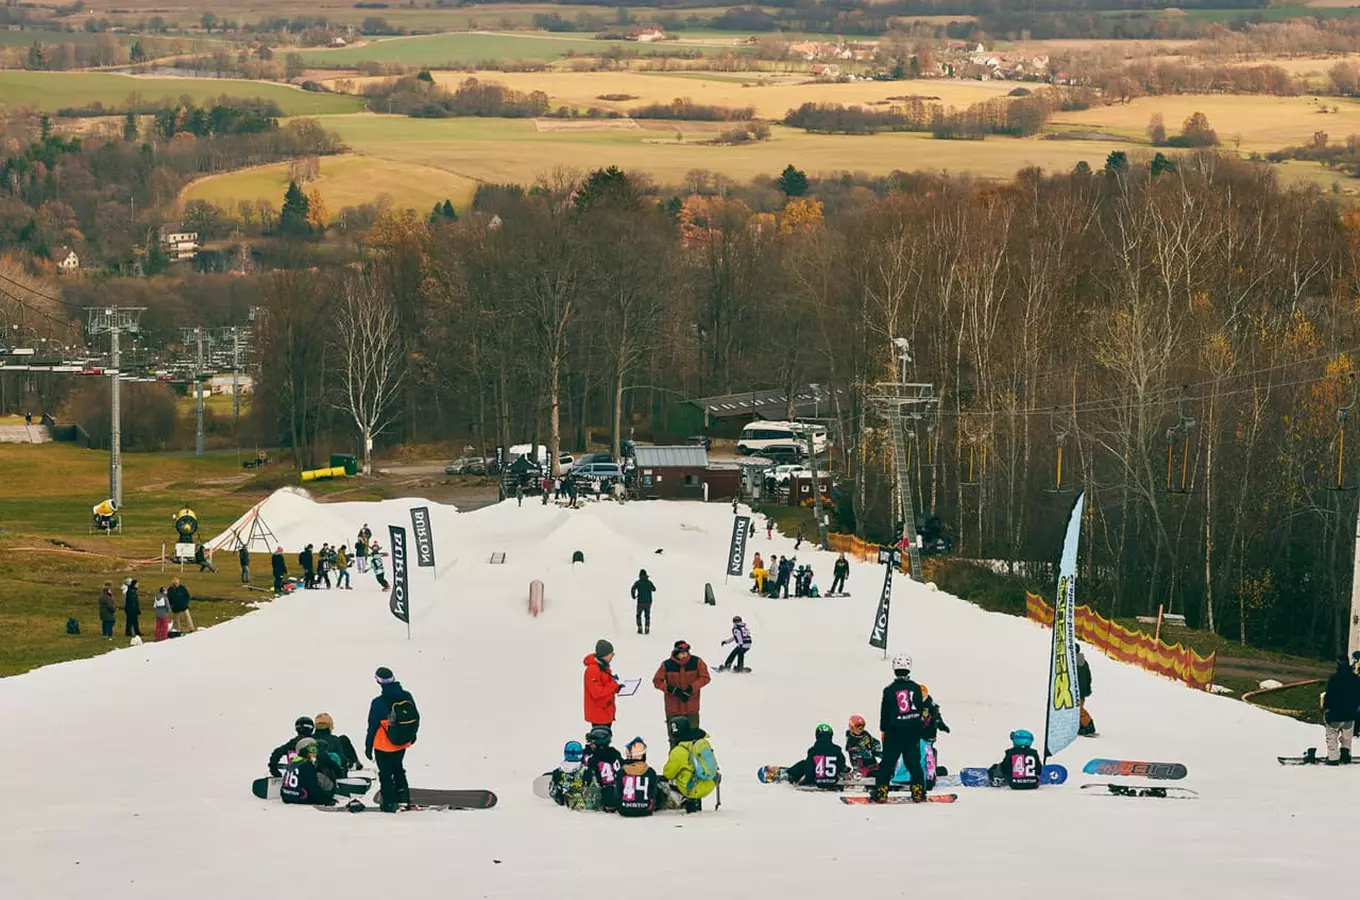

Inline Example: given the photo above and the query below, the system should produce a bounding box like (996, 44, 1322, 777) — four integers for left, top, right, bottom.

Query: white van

(509, 443, 548, 466)
(738, 421, 828, 455)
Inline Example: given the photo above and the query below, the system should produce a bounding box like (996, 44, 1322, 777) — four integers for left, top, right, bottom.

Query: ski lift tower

(869, 338, 938, 583)
(86, 306, 145, 507)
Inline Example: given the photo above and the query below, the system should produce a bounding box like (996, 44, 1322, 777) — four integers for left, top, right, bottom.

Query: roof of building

(634, 445, 709, 468)
(681, 385, 836, 420)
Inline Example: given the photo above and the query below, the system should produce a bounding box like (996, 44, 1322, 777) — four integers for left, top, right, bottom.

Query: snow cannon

(529, 579, 544, 617)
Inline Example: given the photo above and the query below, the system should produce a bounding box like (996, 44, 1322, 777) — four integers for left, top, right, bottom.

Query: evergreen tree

(278, 181, 311, 235)
(441, 199, 456, 220)
(574, 166, 639, 213)
(776, 164, 809, 197)
(1104, 150, 1129, 173)
(123, 111, 139, 143)
(1150, 152, 1176, 177)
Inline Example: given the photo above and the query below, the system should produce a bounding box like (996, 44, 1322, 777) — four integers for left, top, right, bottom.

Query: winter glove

(938, 722, 951, 734)
(680, 688, 693, 701)
(365, 747, 374, 761)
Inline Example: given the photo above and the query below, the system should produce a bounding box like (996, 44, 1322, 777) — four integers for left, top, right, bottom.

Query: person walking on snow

(1323, 657, 1360, 765)
(830, 553, 850, 595)
(717, 616, 752, 672)
(1076, 645, 1096, 736)
(366, 667, 419, 812)
(632, 570, 656, 635)
(355, 533, 369, 574)
(334, 544, 351, 589)
(654, 640, 711, 746)
(874, 653, 927, 803)
(584, 639, 621, 732)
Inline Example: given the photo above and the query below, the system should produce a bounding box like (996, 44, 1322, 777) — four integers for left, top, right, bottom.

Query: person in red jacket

(653, 640, 711, 747)
(584, 638, 621, 732)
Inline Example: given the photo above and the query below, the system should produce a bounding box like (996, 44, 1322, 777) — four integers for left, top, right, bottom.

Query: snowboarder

(795, 526, 804, 550)
(618, 737, 660, 817)
(335, 544, 350, 589)
(830, 553, 849, 595)
(239, 544, 250, 583)
(582, 726, 624, 812)
(299, 544, 315, 589)
(355, 534, 369, 573)
(874, 653, 927, 803)
(1323, 657, 1360, 765)
(845, 715, 881, 776)
(366, 667, 418, 812)
(370, 542, 388, 591)
(583, 639, 621, 732)
(632, 569, 656, 635)
(766, 516, 773, 540)
(917, 684, 951, 787)
(987, 729, 1042, 789)
(152, 586, 170, 641)
(317, 544, 332, 589)
(269, 716, 317, 777)
(1077, 645, 1096, 736)
(654, 640, 712, 746)
(717, 616, 752, 672)
(313, 712, 361, 773)
(662, 715, 719, 812)
(123, 579, 141, 638)
(271, 546, 288, 594)
(547, 740, 589, 809)
(280, 737, 336, 806)
(98, 582, 116, 638)
(786, 723, 847, 790)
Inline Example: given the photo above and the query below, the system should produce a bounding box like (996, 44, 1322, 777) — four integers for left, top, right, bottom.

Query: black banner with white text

(409, 506, 436, 568)
(388, 525, 410, 625)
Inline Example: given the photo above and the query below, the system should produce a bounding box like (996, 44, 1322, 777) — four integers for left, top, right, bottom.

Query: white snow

(0, 498, 1343, 900)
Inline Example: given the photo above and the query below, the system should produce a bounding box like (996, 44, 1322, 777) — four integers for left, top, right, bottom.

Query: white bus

(737, 421, 828, 456)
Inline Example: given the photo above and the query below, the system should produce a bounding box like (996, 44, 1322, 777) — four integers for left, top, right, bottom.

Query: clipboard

(616, 678, 642, 697)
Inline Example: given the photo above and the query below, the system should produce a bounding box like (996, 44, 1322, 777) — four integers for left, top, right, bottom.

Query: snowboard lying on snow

(251, 775, 371, 800)
(1081, 783, 1198, 800)
(1276, 748, 1349, 765)
(1082, 759, 1187, 780)
(840, 793, 958, 805)
(958, 764, 1067, 787)
(372, 789, 497, 809)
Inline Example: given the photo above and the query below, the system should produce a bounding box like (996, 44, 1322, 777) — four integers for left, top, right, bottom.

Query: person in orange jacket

(584, 639, 622, 732)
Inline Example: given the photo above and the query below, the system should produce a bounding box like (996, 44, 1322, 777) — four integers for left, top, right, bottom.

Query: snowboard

(823, 592, 851, 598)
(1277, 749, 1321, 766)
(840, 793, 957, 805)
(373, 788, 497, 809)
(316, 800, 453, 813)
(958, 764, 1067, 787)
(251, 775, 371, 800)
(1082, 759, 1187, 780)
(715, 667, 752, 674)
(1081, 783, 1198, 800)
(532, 774, 554, 799)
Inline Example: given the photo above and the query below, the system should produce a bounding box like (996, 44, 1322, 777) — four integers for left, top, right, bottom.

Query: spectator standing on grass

(99, 582, 117, 639)
(239, 544, 250, 583)
(271, 546, 288, 594)
(299, 544, 315, 589)
(124, 578, 141, 638)
(167, 577, 194, 634)
(153, 587, 171, 641)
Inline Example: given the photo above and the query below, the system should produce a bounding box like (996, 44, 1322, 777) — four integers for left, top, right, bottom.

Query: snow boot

(1326, 758, 1341, 766)
(1304, 747, 1318, 764)
(682, 798, 702, 813)
(644, 625, 650, 634)
(872, 784, 890, 804)
(637, 626, 643, 634)
(380, 800, 399, 812)
(1342, 748, 1352, 765)
(910, 783, 926, 803)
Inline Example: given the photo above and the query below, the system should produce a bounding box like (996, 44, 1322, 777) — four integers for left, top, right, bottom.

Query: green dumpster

(330, 453, 358, 476)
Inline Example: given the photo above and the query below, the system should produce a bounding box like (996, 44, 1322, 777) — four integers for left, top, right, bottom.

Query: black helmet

(295, 716, 315, 736)
(586, 726, 612, 747)
(667, 715, 690, 738)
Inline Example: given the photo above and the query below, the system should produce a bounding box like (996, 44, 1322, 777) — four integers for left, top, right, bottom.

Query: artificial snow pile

(0, 498, 1341, 900)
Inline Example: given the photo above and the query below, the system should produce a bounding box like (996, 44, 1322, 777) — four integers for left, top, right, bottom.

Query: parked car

(573, 462, 625, 482)
(760, 445, 805, 466)
(686, 435, 712, 450)
(575, 451, 613, 467)
(444, 456, 486, 475)
(558, 452, 575, 473)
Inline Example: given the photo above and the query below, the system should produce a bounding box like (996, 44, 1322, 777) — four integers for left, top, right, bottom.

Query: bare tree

(334, 273, 405, 474)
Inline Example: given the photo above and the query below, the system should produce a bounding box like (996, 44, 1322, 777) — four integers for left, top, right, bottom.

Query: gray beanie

(595, 639, 614, 658)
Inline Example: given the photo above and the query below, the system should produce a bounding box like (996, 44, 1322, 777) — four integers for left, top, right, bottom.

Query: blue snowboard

(959, 764, 1067, 787)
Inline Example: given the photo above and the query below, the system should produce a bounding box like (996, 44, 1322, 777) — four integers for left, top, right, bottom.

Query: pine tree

(278, 181, 311, 235)
(441, 199, 456, 220)
(123, 112, 139, 143)
(776, 164, 809, 197)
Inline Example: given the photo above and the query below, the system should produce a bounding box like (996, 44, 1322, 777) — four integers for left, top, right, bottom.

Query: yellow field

(1051, 93, 1360, 153)
(180, 153, 478, 217)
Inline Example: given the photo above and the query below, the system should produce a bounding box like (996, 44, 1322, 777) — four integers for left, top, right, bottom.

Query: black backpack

(386, 694, 420, 745)
(66, 617, 80, 635)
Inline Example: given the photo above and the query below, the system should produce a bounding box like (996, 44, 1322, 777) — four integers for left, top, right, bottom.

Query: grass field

(181, 154, 478, 218)
(0, 29, 133, 48)
(296, 31, 736, 68)
(0, 71, 364, 115)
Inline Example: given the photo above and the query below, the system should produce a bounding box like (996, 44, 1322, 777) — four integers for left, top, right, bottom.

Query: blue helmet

(563, 740, 584, 762)
(1009, 729, 1034, 749)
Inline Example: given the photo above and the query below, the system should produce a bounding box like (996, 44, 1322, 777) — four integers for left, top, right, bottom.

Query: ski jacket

(1324, 667, 1360, 722)
(845, 730, 881, 768)
(153, 592, 170, 618)
(662, 730, 717, 800)
(921, 698, 951, 741)
(370, 553, 385, 576)
(583, 654, 621, 725)
(722, 623, 752, 650)
(631, 577, 657, 605)
(654, 654, 712, 717)
(833, 558, 850, 579)
(124, 585, 140, 617)
(167, 584, 190, 613)
(271, 553, 287, 578)
(617, 762, 659, 817)
(879, 677, 925, 733)
(299, 549, 313, 573)
(280, 759, 335, 805)
(997, 747, 1041, 789)
(99, 588, 116, 622)
(269, 734, 305, 777)
(366, 681, 415, 754)
(796, 738, 847, 789)
(583, 745, 624, 809)
(314, 728, 360, 771)
(335, 548, 348, 571)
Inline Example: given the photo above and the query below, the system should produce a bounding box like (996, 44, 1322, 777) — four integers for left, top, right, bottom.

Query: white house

(53, 246, 79, 272)
(207, 374, 254, 396)
(634, 28, 665, 42)
(159, 223, 200, 261)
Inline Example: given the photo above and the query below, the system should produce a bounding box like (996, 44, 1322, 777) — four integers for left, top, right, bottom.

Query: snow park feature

(0, 493, 1344, 900)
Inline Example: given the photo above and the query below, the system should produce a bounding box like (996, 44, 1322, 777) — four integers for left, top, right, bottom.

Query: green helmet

(815, 722, 833, 740)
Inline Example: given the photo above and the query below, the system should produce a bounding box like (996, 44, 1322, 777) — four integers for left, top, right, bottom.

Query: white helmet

(891, 653, 912, 672)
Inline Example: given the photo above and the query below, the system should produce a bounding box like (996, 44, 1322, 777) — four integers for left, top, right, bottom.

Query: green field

(0, 29, 134, 48)
(0, 71, 365, 115)
(297, 30, 725, 68)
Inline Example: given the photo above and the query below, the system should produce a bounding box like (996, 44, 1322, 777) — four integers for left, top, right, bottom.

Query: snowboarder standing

(366, 667, 418, 812)
(874, 653, 927, 803)
(830, 553, 849, 595)
(845, 715, 881, 776)
(1077, 645, 1096, 736)
(370, 542, 388, 591)
(583, 639, 621, 732)
(1323, 657, 1360, 765)
(653, 640, 711, 746)
(786, 723, 847, 790)
(987, 729, 1042, 789)
(717, 616, 752, 672)
(631, 570, 656, 635)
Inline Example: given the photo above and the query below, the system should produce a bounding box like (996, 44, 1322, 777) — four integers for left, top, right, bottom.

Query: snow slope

(0, 498, 1343, 900)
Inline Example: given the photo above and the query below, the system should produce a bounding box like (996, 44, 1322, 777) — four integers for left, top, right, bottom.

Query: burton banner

(409, 506, 436, 569)
(726, 515, 751, 580)
(388, 525, 410, 628)
(1044, 492, 1084, 759)
(869, 547, 899, 651)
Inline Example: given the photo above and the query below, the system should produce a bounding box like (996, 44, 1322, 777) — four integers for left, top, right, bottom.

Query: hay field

(180, 153, 478, 217)
(1050, 93, 1360, 152)
(0, 71, 363, 115)
(295, 31, 732, 68)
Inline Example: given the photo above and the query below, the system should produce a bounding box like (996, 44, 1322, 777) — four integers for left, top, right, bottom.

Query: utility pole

(195, 326, 204, 456)
(86, 306, 145, 507)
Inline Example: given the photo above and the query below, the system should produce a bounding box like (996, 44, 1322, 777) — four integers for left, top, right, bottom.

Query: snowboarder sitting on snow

(582, 726, 624, 812)
(786, 723, 848, 790)
(280, 737, 336, 806)
(988, 729, 1042, 789)
(717, 616, 752, 672)
(662, 715, 719, 813)
(618, 737, 660, 817)
(269, 716, 316, 777)
(313, 712, 362, 773)
(547, 741, 589, 809)
(845, 715, 881, 776)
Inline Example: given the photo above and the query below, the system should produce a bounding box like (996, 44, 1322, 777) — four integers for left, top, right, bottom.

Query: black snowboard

(1278, 748, 1322, 766)
(252, 775, 371, 800)
(373, 788, 498, 809)
(1081, 783, 1198, 800)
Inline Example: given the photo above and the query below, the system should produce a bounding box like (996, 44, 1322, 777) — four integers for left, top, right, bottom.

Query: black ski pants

(375, 748, 409, 806)
(875, 728, 924, 789)
(723, 646, 746, 670)
(124, 613, 141, 637)
(830, 573, 846, 594)
(635, 602, 652, 630)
